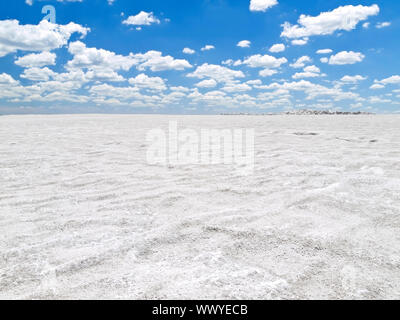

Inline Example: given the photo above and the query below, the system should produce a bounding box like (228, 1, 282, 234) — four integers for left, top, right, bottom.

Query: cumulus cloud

(234, 54, 287, 78)
(170, 86, 190, 92)
(291, 39, 309, 46)
(89, 83, 155, 107)
(281, 5, 379, 39)
(250, 0, 278, 12)
(0, 73, 18, 85)
(237, 40, 251, 48)
(221, 82, 251, 93)
(328, 51, 365, 65)
(21, 67, 56, 81)
(15, 51, 56, 68)
(304, 65, 320, 73)
(0, 20, 89, 57)
(316, 49, 333, 54)
(134, 51, 192, 72)
(187, 63, 245, 83)
(260, 79, 361, 102)
(183, 47, 195, 54)
(246, 79, 262, 86)
(238, 54, 287, 69)
(222, 59, 234, 66)
(67, 41, 192, 73)
(195, 79, 218, 88)
(122, 11, 160, 26)
(201, 45, 215, 51)
(67, 41, 137, 71)
(269, 43, 285, 53)
(292, 72, 320, 79)
(128, 73, 167, 91)
(374, 75, 400, 86)
(340, 75, 367, 83)
(85, 69, 125, 82)
(370, 84, 384, 90)
(292, 65, 322, 79)
(362, 22, 370, 29)
(376, 22, 391, 29)
(259, 69, 278, 77)
(290, 56, 311, 68)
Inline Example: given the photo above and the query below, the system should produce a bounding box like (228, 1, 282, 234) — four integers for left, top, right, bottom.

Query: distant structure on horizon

(220, 109, 374, 116)
(283, 109, 374, 115)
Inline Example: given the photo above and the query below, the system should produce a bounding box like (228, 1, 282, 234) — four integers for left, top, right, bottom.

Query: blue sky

(0, 0, 399, 114)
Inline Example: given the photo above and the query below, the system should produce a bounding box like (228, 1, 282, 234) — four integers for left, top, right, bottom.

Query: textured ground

(0, 114, 399, 300)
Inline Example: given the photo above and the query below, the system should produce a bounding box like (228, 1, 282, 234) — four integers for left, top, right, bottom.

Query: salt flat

(0, 114, 399, 300)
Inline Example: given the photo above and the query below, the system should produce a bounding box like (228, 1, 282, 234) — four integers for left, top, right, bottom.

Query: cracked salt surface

(0, 114, 400, 299)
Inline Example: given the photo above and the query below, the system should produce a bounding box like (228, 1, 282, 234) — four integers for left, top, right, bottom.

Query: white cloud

(269, 43, 285, 53)
(122, 11, 160, 26)
(290, 56, 311, 68)
(259, 69, 278, 77)
(0, 73, 18, 85)
(15, 52, 56, 68)
(238, 54, 287, 69)
(128, 73, 167, 91)
(370, 84, 384, 90)
(85, 69, 125, 82)
(320, 57, 329, 63)
(328, 51, 365, 65)
(281, 5, 379, 39)
(89, 83, 157, 107)
(183, 47, 195, 54)
(201, 45, 215, 51)
(67, 41, 192, 73)
(246, 79, 262, 85)
(222, 82, 251, 93)
(376, 22, 391, 29)
(134, 50, 192, 72)
(316, 49, 332, 54)
(187, 89, 230, 107)
(362, 22, 370, 29)
(291, 38, 309, 46)
(0, 20, 89, 57)
(237, 40, 251, 48)
(304, 65, 320, 73)
(21, 67, 56, 81)
(170, 86, 190, 92)
(187, 63, 245, 83)
(375, 76, 400, 85)
(261, 80, 361, 102)
(369, 96, 391, 104)
(51, 69, 87, 86)
(292, 65, 322, 79)
(67, 41, 136, 71)
(340, 75, 367, 83)
(196, 79, 218, 88)
(250, 0, 278, 12)
(222, 59, 234, 66)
